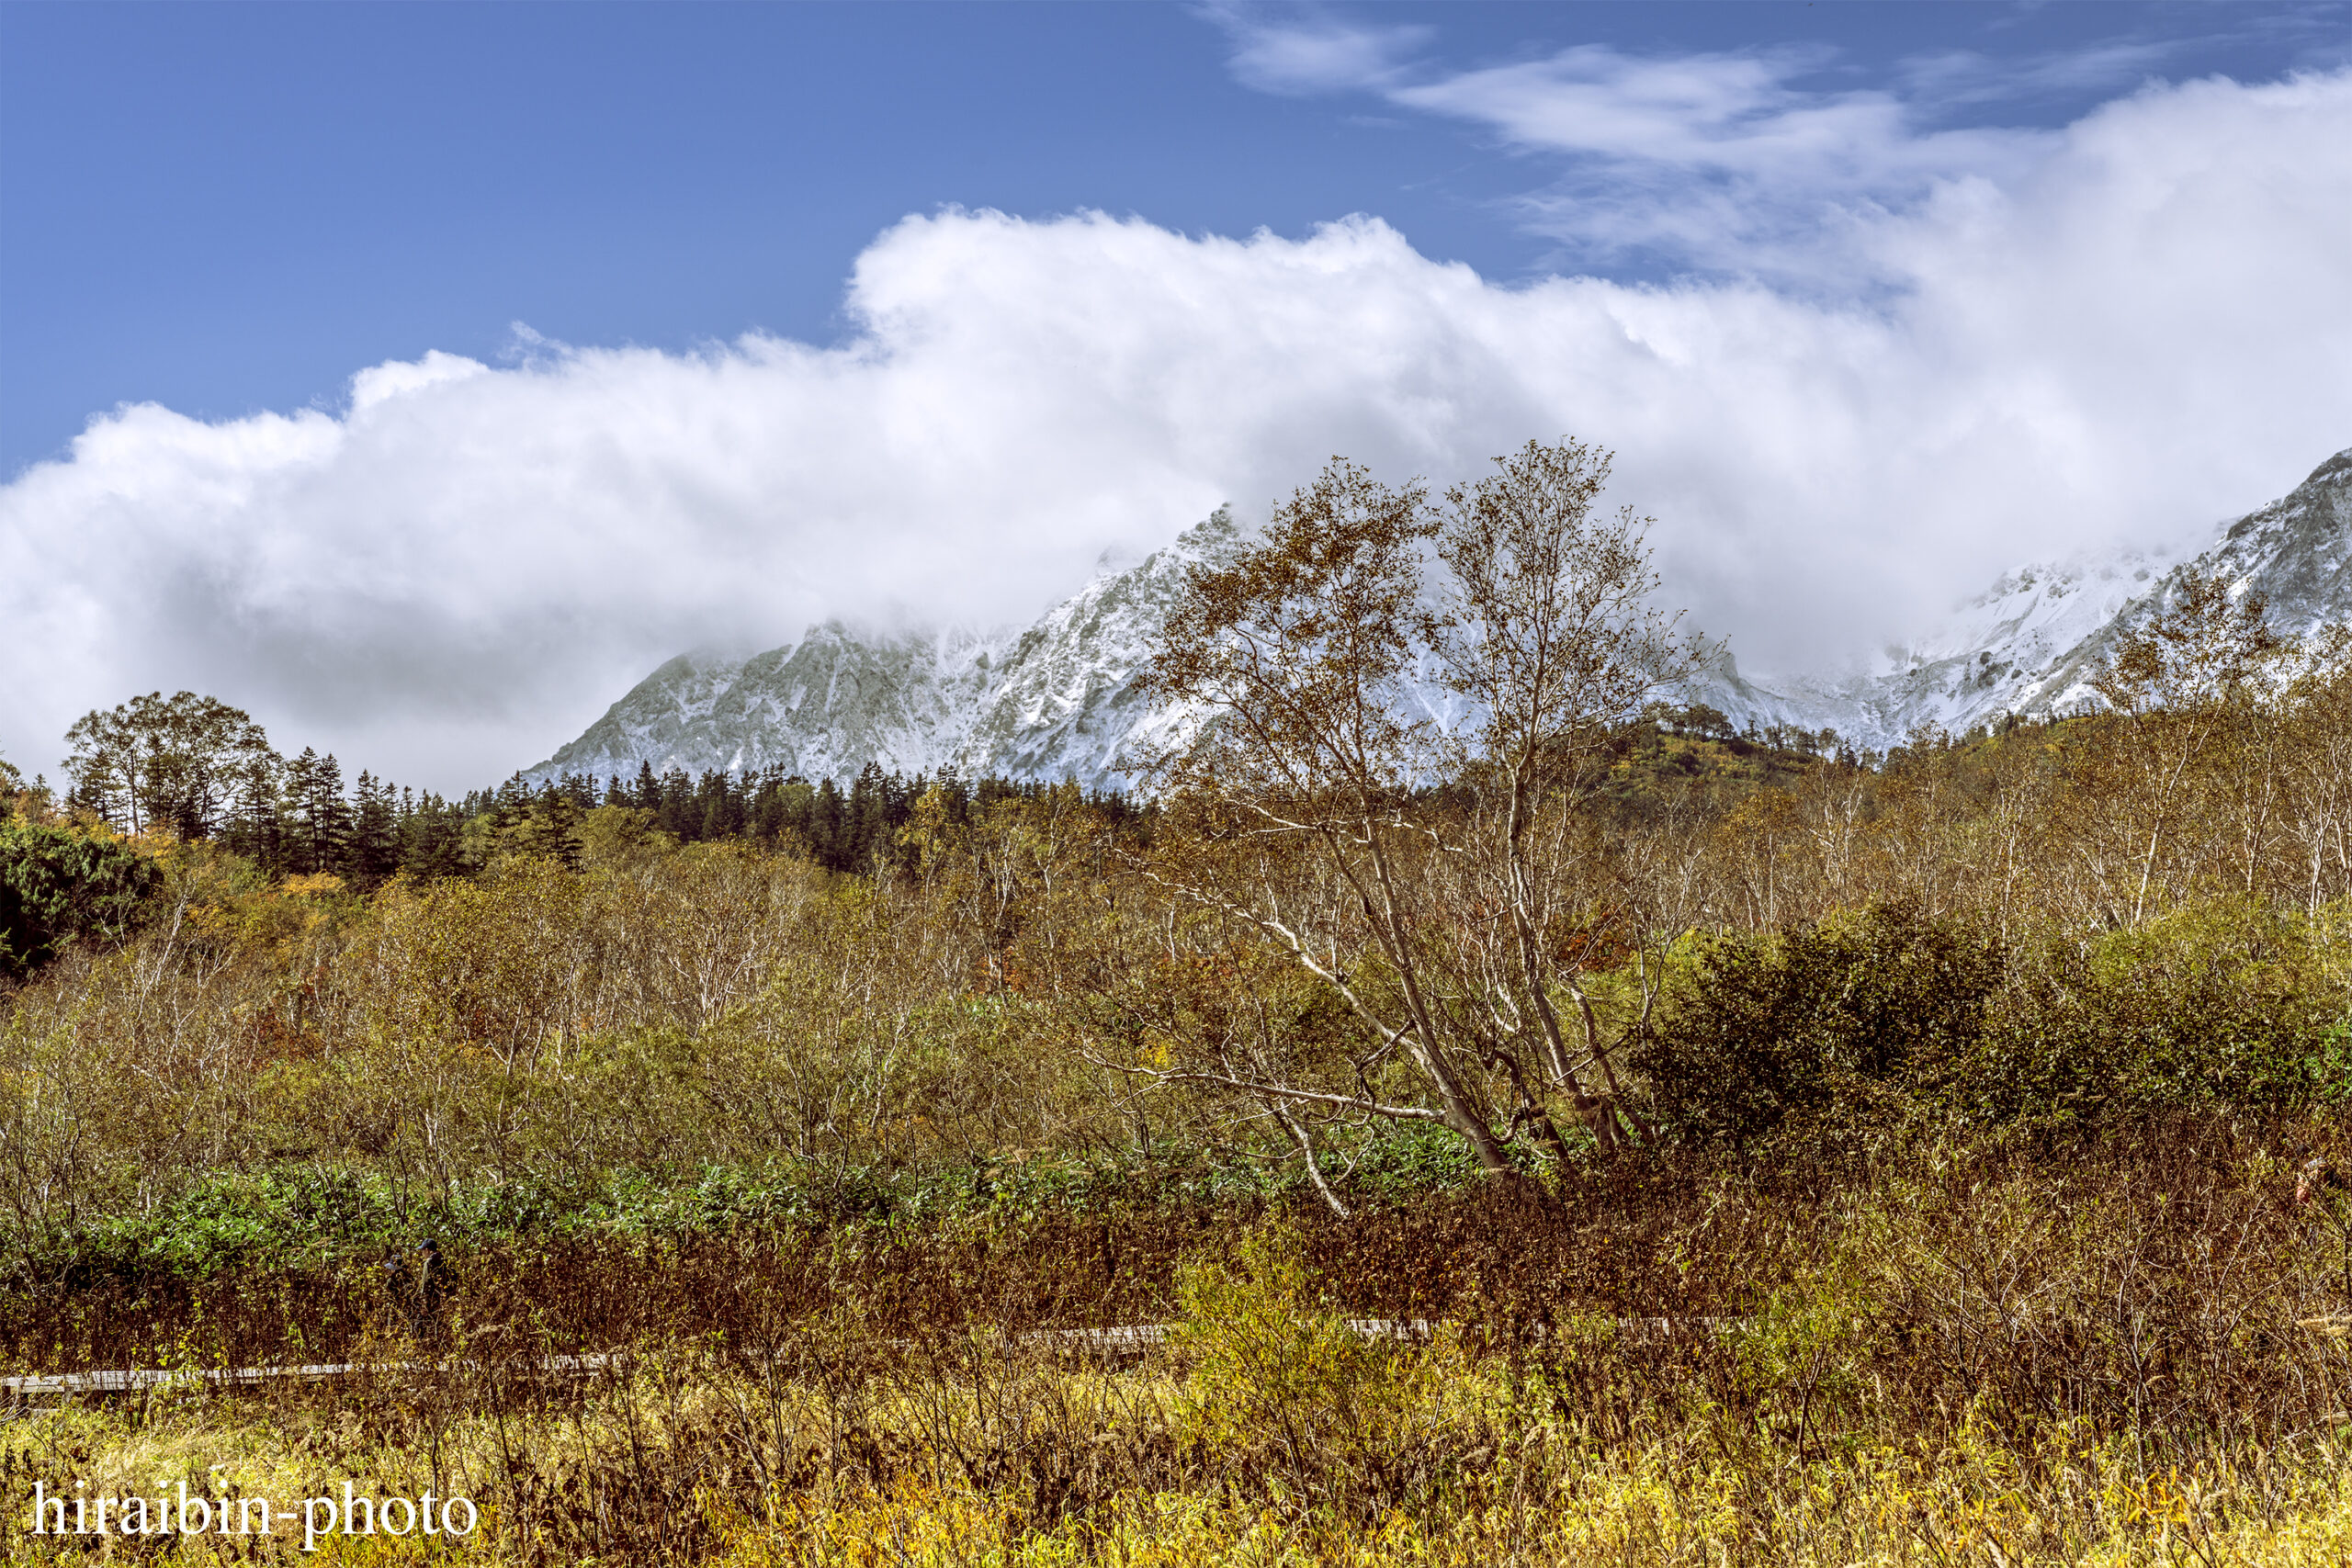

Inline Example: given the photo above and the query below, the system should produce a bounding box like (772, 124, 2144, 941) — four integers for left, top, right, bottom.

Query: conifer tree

(284, 749, 353, 876)
(222, 748, 287, 870)
(349, 771, 401, 886)
(700, 773, 745, 840)
(847, 763, 888, 868)
(749, 770, 787, 839)
(399, 791, 467, 880)
(521, 783, 585, 871)
(935, 764, 970, 825)
(810, 778, 845, 869)
(656, 768, 695, 839)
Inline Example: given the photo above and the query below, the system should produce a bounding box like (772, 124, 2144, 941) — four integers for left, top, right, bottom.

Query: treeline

(7, 688, 1140, 888)
(496, 761, 1147, 875)
(6, 680, 2346, 1224)
(1643, 699, 1851, 762)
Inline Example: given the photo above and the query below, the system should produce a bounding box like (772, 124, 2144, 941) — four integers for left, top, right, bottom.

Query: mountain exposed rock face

(2006, 447, 2352, 716)
(530, 450, 2352, 789)
(528, 510, 1243, 791)
(1731, 446, 2352, 745)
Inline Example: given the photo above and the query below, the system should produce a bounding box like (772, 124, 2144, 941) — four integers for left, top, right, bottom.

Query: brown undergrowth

(6, 1119, 2349, 1563)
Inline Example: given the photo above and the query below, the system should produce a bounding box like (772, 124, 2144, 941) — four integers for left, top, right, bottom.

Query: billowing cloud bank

(4, 68, 2348, 790)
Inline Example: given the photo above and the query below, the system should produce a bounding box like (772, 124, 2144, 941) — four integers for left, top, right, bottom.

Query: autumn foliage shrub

(1634, 897, 2352, 1149)
(1961, 901, 2352, 1127)
(1632, 900, 2003, 1148)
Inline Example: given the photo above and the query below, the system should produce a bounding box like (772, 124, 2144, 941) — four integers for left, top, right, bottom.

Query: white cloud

(1204, 16, 2316, 279)
(3, 69, 2347, 792)
(1407, 46, 2049, 189)
(1204, 1, 1430, 95)
(347, 349, 492, 413)
(1390, 45, 2052, 275)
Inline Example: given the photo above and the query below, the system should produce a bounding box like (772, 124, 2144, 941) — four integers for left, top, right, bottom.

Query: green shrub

(1632, 900, 2003, 1147)
(1635, 898, 2352, 1145)
(0, 818, 161, 982)
(1955, 903, 2350, 1127)
(1170, 1227, 1452, 1509)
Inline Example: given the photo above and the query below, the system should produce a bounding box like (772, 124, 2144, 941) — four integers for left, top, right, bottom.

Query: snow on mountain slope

(956, 507, 1240, 783)
(2010, 446, 2352, 718)
(530, 449, 2352, 788)
(527, 509, 1242, 791)
(1744, 545, 2188, 748)
(528, 626, 992, 784)
(1741, 446, 2352, 749)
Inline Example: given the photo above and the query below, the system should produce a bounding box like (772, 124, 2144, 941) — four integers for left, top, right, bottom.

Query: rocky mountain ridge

(530, 509, 1244, 791)
(528, 448, 2352, 791)
(1721, 445, 2352, 743)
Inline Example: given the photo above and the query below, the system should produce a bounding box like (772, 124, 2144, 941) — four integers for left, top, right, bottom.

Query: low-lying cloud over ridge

(3, 66, 2347, 792)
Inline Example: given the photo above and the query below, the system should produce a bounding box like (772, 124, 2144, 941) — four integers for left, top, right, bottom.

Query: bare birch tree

(1114, 440, 1708, 1184)
(2090, 571, 2288, 924)
(1126, 457, 1519, 1176)
(1428, 438, 1712, 1145)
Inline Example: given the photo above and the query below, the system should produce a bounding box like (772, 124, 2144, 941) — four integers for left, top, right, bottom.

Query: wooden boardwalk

(2, 1318, 1733, 1407)
(2, 1353, 619, 1405)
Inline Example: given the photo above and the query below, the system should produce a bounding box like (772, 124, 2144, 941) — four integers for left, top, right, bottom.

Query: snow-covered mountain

(1736, 446, 2352, 746)
(529, 449, 2352, 789)
(528, 508, 1245, 791)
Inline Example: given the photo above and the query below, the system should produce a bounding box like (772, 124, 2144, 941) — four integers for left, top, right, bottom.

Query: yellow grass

(7, 1348, 2348, 1566)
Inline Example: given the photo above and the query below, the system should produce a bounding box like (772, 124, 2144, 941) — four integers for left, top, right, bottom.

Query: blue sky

(8, 1, 2340, 473)
(3, 2, 2349, 785)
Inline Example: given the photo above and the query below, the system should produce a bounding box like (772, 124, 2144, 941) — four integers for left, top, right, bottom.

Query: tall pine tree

(284, 749, 352, 876)
(399, 790, 467, 880)
(348, 771, 401, 886)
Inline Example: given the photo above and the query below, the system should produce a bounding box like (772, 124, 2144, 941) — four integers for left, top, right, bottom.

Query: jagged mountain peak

(529, 451, 2351, 789)
(2002, 445, 2352, 720)
(528, 506, 1244, 790)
